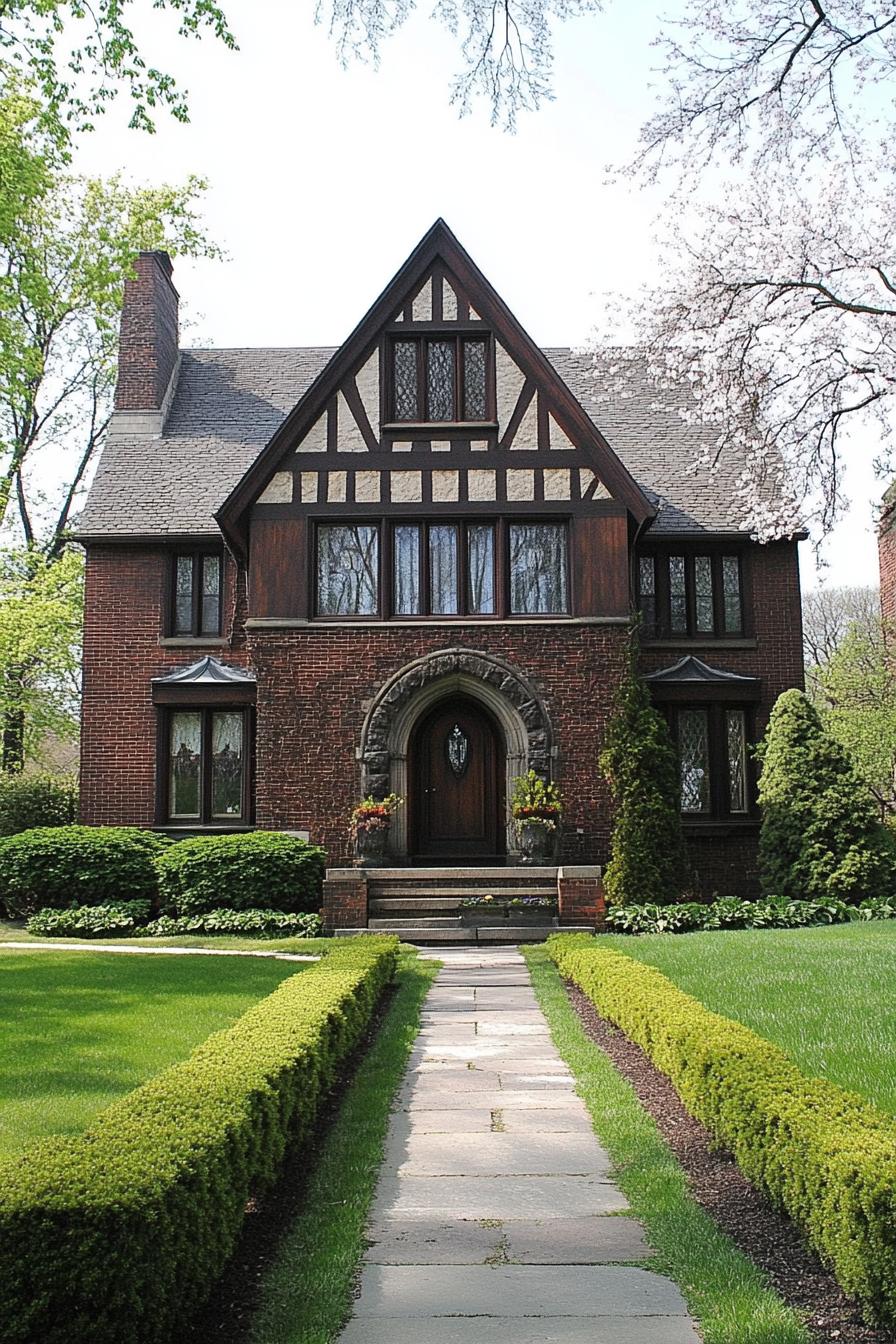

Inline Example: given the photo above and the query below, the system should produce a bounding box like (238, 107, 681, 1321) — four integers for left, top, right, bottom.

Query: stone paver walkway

(339, 946, 701, 1342)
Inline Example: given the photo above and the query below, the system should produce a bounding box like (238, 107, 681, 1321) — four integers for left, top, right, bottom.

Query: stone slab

(502, 1107, 594, 1134)
(364, 1215, 650, 1265)
(353, 1265, 690, 1317)
(407, 1052, 569, 1069)
(396, 1088, 588, 1111)
(365, 1217, 505, 1264)
(371, 1176, 629, 1220)
(506, 1216, 651, 1264)
(339, 1318, 701, 1343)
(388, 1133, 610, 1177)
(394, 1108, 496, 1133)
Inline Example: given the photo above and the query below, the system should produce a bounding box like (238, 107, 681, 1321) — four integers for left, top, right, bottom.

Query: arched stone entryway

(358, 648, 554, 859)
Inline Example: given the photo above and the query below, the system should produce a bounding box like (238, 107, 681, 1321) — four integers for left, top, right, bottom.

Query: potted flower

(510, 770, 563, 865)
(460, 894, 508, 926)
(350, 793, 403, 866)
(506, 895, 559, 925)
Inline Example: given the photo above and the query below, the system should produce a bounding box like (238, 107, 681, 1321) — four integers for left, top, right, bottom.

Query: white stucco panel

(511, 392, 539, 450)
(543, 467, 571, 500)
(495, 343, 526, 431)
(443, 277, 458, 321)
(412, 277, 433, 322)
(355, 470, 381, 502)
(356, 350, 380, 437)
(337, 390, 368, 453)
(468, 469, 497, 501)
(257, 471, 293, 505)
(300, 471, 318, 503)
(327, 470, 347, 503)
(391, 470, 423, 503)
(507, 468, 535, 501)
(549, 414, 576, 451)
(297, 411, 326, 453)
(432, 469, 460, 502)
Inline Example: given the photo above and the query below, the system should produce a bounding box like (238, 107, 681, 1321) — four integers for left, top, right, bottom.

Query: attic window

(389, 335, 492, 423)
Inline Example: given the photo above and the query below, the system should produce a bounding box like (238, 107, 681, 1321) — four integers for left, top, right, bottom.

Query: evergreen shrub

(156, 831, 325, 916)
(548, 936, 896, 1326)
(0, 773, 78, 836)
(0, 936, 398, 1344)
(758, 689, 896, 902)
(0, 826, 168, 917)
(26, 900, 152, 938)
(600, 648, 688, 905)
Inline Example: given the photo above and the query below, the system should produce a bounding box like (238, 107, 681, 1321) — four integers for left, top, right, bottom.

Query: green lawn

(604, 921, 896, 1113)
(0, 949, 306, 1156)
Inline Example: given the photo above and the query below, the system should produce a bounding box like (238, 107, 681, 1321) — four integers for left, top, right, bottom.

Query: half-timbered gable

(76, 223, 805, 904)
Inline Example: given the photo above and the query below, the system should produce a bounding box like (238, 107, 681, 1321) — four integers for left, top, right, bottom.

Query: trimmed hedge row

(157, 832, 326, 916)
(548, 935, 896, 1327)
(0, 935, 398, 1344)
(604, 893, 896, 935)
(0, 827, 168, 916)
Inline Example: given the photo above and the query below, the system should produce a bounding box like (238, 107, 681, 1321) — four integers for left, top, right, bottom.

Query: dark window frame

(169, 550, 224, 638)
(312, 517, 571, 621)
(637, 547, 745, 639)
(158, 704, 253, 827)
(384, 331, 497, 425)
(666, 702, 755, 820)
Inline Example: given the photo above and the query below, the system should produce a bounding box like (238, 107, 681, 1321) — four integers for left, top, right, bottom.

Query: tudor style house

(76, 221, 804, 908)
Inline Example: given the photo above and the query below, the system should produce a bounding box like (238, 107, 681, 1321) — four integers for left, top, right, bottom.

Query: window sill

(153, 824, 255, 834)
(159, 637, 228, 648)
(642, 638, 757, 650)
(383, 421, 498, 434)
(682, 818, 760, 836)
(245, 616, 630, 630)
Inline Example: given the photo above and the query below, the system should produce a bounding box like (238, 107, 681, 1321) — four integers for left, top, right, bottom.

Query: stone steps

(336, 924, 586, 944)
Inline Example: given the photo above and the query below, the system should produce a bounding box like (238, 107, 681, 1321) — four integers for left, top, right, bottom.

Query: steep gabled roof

(214, 219, 654, 550)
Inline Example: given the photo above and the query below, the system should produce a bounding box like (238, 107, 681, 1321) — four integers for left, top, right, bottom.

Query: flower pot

(354, 823, 389, 867)
(517, 820, 555, 865)
(461, 906, 510, 927)
(506, 906, 558, 925)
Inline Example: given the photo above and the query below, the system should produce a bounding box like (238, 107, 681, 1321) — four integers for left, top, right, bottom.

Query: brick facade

(879, 485, 896, 627)
(114, 252, 179, 412)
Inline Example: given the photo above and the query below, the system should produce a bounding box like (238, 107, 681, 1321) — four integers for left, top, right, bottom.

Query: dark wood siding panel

(573, 513, 629, 618)
(249, 516, 307, 618)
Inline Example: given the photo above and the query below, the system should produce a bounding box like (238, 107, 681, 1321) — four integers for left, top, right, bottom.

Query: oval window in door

(446, 723, 470, 779)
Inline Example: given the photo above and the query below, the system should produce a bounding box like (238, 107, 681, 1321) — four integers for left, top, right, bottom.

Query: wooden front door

(411, 699, 504, 860)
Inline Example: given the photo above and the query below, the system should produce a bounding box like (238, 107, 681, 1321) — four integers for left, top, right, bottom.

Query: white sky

(70, 0, 884, 593)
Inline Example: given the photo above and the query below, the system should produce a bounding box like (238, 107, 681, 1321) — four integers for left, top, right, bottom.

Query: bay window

(668, 704, 751, 819)
(166, 707, 250, 825)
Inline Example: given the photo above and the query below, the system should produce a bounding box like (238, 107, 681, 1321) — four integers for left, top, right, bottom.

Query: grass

(0, 949, 306, 1156)
(0, 918, 330, 955)
(246, 952, 438, 1344)
(523, 945, 811, 1344)
(603, 921, 896, 1113)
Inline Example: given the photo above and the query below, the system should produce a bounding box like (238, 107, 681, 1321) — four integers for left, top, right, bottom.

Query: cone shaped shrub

(600, 649, 689, 906)
(758, 689, 896, 902)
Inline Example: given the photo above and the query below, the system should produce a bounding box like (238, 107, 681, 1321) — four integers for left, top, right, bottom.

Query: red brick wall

(80, 545, 245, 826)
(114, 252, 179, 411)
(879, 489, 896, 627)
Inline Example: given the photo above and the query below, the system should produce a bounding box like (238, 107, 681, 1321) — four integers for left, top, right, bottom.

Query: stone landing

(337, 946, 701, 1342)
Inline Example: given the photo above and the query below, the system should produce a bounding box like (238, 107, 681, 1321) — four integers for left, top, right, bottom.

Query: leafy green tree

(600, 649, 689, 906)
(757, 689, 896, 903)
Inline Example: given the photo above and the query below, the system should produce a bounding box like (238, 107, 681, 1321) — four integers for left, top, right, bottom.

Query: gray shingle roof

(77, 345, 776, 539)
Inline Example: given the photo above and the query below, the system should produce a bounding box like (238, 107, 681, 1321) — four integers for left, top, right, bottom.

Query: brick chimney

(879, 482, 896, 626)
(114, 251, 179, 414)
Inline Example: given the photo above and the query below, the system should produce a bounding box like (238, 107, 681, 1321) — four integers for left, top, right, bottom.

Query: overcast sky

(71, 0, 884, 593)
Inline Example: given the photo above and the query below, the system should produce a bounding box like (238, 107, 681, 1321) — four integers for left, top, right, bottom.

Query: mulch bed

(565, 982, 896, 1344)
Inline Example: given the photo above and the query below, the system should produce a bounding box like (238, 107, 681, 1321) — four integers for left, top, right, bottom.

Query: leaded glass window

(468, 524, 495, 614)
(317, 525, 379, 616)
(694, 556, 714, 634)
(678, 709, 710, 813)
(172, 552, 222, 637)
(722, 556, 742, 633)
(726, 709, 748, 813)
(463, 340, 487, 419)
(669, 556, 687, 633)
(211, 711, 244, 817)
(393, 525, 421, 615)
(639, 556, 656, 635)
(169, 712, 202, 818)
(393, 342, 418, 420)
(429, 525, 459, 615)
(426, 341, 455, 420)
(509, 524, 568, 615)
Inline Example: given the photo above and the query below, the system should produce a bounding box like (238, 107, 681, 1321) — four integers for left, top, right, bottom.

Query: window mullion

(418, 340, 427, 421)
(712, 554, 724, 636)
(685, 555, 696, 637)
(455, 337, 463, 420)
(192, 554, 202, 637)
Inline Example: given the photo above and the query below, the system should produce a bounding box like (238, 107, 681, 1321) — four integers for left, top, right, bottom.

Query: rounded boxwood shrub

(0, 774, 78, 836)
(0, 826, 168, 917)
(156, 832, 326, 916)
(758, 689, 896, 903)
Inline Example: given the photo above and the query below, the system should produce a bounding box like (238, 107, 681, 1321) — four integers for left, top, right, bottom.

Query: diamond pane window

(509, 524, 568, 614)
(393, 342, 418, 420)
(468, 524, 495, 614)
(317, 525, 379, 616)
(169, 711, 201, 818)
(211, 711, 244, 818)
(694, 556, 714, 633)
(723, 556, 742, 633)
(463, 340, 487, 419)
(639, 556, 656, 635)
(201, 555, 221, 636)
(426, 341, 455, 420)
(393, 525, 421, 615)
(669, 556, 687, 633)
(726, 709, 748, 813)
(429, 525, 459, 614)
(678, 709, 710, 813)
(174, 556, 193, 635)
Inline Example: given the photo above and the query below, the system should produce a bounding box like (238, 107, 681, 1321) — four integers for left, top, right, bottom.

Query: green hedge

(0, 935, 397, 1344)
(604, 893, 896, 935)
(25, 901, 152, 938)
(0, 826, 168, 917)
(143, 908, 323, 939)
(548, 935, 896, 1326)
(157, 831, 326, 916)
(0, 774, 78, 836)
